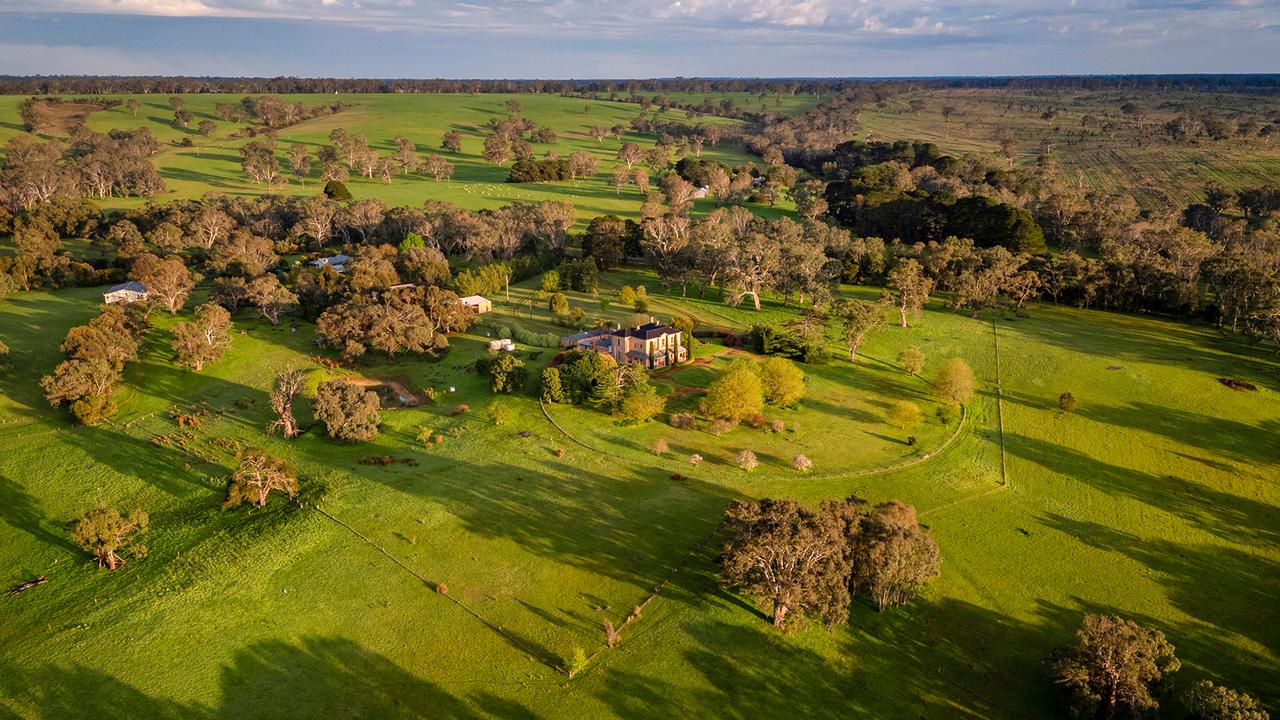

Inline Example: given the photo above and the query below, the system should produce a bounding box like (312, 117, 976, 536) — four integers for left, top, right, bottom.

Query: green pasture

(1, 271, 1277, 718)
(0, 93, 793, 226)
(860, 88, 1280, 211)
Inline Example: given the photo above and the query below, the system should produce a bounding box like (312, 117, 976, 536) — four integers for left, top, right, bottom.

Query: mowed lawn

(1, 276, 1277, 718)
(0, 93, 794, 227)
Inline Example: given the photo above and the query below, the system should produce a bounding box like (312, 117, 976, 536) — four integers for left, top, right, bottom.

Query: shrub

(708, 418, 737, 436)
(322, 180, 352, 201)
(1059, 391, 1077, 412)
(736, 449, 758, 471)
(669, 412, 697, 430)
(417, 427, 435, 447)
(487, 401, 512, 426)
(603, 619, 620, 648)
(554, 447, 566, 458)
(435, 583, 449, 594)
(565, 647, 588, 678)
(449, 404, 470, 417)
(770, 419, 786, 434)
(689, 453, 703, 465)
(549, 292, 570, 316)
(887, 400, 923, 429)
(618, 285, 636, 306)
(745, 412, 767, 429)
(898, 346, 925, 375)
(793, 454, 813, 473)
(650, 437, 669, 456)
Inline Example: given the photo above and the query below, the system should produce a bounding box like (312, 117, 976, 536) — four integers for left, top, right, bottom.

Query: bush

(322, 180, 352, 201)
(793, 454, 813, 473)
(549, 292, 569, 316)
(1183, 680, 1269, 720)
(618, 285, 636, 306)
(565, 647, 588, 678)
(770, 418, 786, 434)
(488, 401, 512, 426)
(689, 453, 703, 465)
(887, 400, 922, 429)
(1059, 391, 1077, 412)
(669, 412, 697, 430)
(745, 412, 767, 429)
(708, 418, 737, 436)
(736, 449, 759, 471)
(650, 438, 669, 456)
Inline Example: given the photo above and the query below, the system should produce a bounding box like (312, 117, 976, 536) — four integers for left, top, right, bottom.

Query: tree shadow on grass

(0, 474, 80, 557)
(1004, 432, 1279, 549)
(1078, 400, 1280, 467)
(0, 636, 541, 719)
(1042, 512, 1280, 697)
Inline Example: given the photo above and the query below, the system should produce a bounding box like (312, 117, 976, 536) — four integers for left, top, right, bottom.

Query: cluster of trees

(540, 348, 665, 423)
(1051, 614, 1270, 720)
(701, 358, 806, 426)
(1, 129, 165, 210)
(40, 304, 149, 424)
(720, 497, 940, 630)
(316, 285, 474, 362)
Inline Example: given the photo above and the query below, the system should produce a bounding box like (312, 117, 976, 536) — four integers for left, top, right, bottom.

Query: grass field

(859, 88, 1280, 211)
(1, 270, 1277, 718)
(0, 93, 791, 226)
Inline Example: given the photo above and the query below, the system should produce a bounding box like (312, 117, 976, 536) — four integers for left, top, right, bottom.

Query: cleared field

(1, 272, 1276, 717)
(0, 93, 790, 225)
(859, 88, 1280, 211)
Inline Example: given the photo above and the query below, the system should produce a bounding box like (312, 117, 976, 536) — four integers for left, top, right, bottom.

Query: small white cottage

(103, 281, 149, 305)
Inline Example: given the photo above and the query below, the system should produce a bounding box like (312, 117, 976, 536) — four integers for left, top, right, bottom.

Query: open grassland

(1, 273, 1277, 718)
(860, 88, 1280, 211)
(0, 93, 789, 226)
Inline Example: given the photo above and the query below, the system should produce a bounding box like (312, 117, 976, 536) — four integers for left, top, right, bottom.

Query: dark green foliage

(539, 366, 564, 403)
(744, 325, 822, 363)
(477, 353, 527, 393)
(322, 180, 352, 201)
(506, 158, 571, 183)
(555, 258, 600, 294)
(1059, 392, 1078, 412)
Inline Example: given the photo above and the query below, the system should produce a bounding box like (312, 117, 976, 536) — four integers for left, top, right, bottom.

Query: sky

(0, 1, 1277, 78)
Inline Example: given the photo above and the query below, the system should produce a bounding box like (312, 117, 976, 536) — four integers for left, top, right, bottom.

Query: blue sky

(0, 1, 1277, 77)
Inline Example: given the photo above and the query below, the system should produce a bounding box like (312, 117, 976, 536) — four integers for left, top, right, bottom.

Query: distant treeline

(0, 74, 1278, 96)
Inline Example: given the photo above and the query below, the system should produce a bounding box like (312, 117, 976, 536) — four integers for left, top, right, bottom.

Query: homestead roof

(106, 281, 148, 294)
